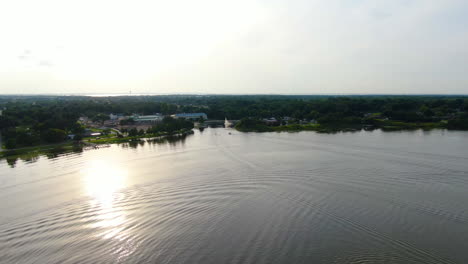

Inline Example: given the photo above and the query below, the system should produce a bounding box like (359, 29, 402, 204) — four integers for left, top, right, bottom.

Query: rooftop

(175, 113, 207, 117)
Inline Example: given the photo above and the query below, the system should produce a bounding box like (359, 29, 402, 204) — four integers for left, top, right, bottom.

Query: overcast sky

(1, 0, 468, 95)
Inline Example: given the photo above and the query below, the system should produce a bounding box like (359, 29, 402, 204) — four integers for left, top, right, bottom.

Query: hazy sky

(1, 0, 468, 95)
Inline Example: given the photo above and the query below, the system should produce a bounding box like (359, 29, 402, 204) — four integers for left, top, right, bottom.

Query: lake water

(1, 128, 467, 264)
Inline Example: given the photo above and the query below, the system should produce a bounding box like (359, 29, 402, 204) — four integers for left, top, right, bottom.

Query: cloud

(0, 0, 467, 94)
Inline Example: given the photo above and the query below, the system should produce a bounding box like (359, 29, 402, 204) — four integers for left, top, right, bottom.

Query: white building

(132, 114, 164, 123)
(172, 113, 208, 120)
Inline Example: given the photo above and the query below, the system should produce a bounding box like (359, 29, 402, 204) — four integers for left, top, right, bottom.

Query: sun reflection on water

(82, 160, 127, 205)
(80, 160, 137, 259)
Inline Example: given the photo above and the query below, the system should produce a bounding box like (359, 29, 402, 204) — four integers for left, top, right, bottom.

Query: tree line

(1, 95, 467, 149)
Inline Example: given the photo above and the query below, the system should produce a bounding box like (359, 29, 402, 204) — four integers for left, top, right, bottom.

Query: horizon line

(0, 93, 468, 97)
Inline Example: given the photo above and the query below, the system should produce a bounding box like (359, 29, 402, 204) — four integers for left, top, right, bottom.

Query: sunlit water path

(1, 128, 467, 263)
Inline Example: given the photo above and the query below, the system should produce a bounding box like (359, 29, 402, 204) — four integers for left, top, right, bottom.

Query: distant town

(77, 112, 210, 139)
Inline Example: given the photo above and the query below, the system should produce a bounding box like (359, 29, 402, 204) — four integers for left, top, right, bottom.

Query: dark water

(1, 128, 467, 264)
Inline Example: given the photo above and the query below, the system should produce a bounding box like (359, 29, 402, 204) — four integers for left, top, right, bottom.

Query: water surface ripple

(1, 129, 467, 263)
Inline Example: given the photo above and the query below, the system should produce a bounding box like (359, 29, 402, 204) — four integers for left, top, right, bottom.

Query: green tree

(92, 113, 109, 124)
(43, 128, 67, 143)
(71, 122, 86, 134)
(120, 118, 135, 125)
(128, 128, 138, 137)
(5, 138, 17, 149)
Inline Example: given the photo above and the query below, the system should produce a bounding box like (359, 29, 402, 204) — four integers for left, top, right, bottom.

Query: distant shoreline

(1, 95, 467, 156)
(1, 93, 468, 97)
(234, 120, 450, 133)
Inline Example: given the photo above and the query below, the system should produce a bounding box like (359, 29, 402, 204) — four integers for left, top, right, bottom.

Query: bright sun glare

(81, 160, 130, 242)
(82, 160, 127, 205)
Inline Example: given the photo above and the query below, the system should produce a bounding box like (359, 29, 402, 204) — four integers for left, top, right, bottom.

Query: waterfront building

(173, 113, 208, 120)
(132, 114, 164, 123)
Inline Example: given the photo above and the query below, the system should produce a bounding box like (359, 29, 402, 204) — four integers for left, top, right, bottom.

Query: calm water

(1, 128, 467, 264)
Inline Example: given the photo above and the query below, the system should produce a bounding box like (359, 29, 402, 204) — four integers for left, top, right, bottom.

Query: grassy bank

(0, 142, 77, 159)
(88, 128, 194, 144)
(0, 143, 85, 168)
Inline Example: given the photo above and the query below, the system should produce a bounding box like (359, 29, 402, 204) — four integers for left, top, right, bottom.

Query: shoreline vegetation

(1, 95, 467, 160)
(0, 129, 194, 166)
(234, 118, 447, 133)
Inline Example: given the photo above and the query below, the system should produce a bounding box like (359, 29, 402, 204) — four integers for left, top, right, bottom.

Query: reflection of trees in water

(2, 133, 192, 167)
(46, 146, 83, 159)
(6, 156, 18, 168)
(1, 145, 83, 168)
(118, 133, 191, 149)
(46, 147, 64, 159)
(22, 155, 40, 164)
(119, 140, 146, 149)
(128, 140, 145, 149)
(72, 145, 84, 154)
(149, 133, 189, 146)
